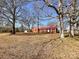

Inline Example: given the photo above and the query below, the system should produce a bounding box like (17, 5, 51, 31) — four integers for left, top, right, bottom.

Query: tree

(19, 8, 38, 31)
(43, 0, 79, 38)
(0, 0, 29, 34)
(43, 0, 64, 38)
(64, 0, 79, 37)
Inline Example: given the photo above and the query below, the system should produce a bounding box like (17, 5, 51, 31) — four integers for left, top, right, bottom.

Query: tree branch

(43, 0, 59, 15)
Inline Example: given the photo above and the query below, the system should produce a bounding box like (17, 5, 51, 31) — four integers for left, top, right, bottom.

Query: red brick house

(32, 25, 57, 33)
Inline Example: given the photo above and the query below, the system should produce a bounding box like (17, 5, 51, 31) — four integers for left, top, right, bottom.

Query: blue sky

(27, 1, 58, 24)
(16, 0, 59, 27)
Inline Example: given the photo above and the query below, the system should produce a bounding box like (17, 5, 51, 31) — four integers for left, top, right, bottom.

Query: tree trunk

(12, 6, 16, 34)
(28, 23, 30, 32)
(71, 25, 74, 37)
(12, 19, 16, 34)
(37, 18, 39, 33)
(59, 14, 64, 38)
(59, 0, 64, 38)
(69, 18, 72, 37)
(61, 30, 64, 38)
(60, 21, 64, 38)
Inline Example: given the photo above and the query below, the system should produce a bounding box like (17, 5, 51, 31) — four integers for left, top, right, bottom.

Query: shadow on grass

(73, 35, 79, 41)
(9, 32, 58, 36)
(64, 33, 79, 41)
(31, 38, 62, 59)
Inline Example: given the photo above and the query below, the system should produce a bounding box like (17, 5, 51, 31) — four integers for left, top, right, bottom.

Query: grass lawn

(0, 33, 79, 59)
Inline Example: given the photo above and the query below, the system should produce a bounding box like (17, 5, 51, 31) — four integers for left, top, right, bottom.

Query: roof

(32, 25, 56, 30)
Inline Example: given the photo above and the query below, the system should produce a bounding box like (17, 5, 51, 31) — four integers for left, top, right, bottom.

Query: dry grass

(0, 33, 79, 59)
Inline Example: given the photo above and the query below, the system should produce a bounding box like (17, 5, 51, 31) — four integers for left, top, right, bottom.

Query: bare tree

(43, 0, 64, 38)
(0, 0, 29, 34)
(19, 8, 38, 32)
(65, 0, 79, 37)
(43, 0, 79, 38)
